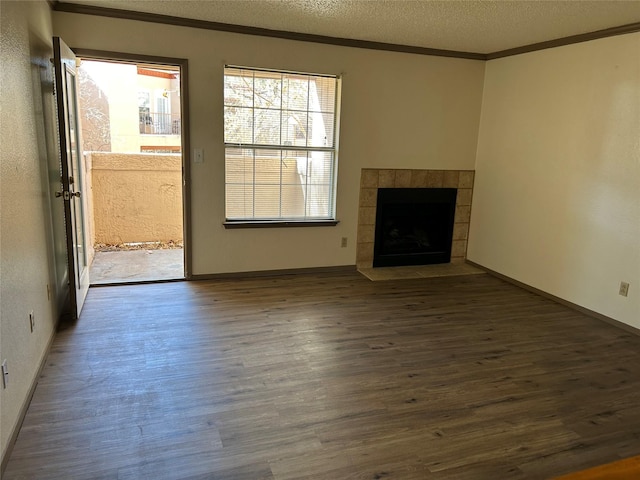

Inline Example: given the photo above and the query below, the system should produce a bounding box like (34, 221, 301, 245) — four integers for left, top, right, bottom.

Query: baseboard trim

(1, 313, 62, 475)
(466, 260, 640, 336)
(190, 264, 357, 281)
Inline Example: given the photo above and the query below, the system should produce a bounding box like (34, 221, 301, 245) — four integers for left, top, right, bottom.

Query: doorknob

(71, 191, 81, 198)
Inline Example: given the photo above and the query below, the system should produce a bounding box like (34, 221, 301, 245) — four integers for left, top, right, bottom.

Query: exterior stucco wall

(89, 153, 183, 244)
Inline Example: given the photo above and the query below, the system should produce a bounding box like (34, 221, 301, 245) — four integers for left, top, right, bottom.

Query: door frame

(72, 48, 192, 280)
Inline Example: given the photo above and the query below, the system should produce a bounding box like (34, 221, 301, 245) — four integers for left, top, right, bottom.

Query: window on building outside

(224, 66, 339, 222)
(138, 90, 151, 133)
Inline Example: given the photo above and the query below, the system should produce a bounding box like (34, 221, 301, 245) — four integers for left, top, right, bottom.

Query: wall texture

(468, 33, 640, 328)
(52, 11, 486, 275)
(2, 0, 639, 468)
(0, 0, 66, 461)
(89, 153, 184, 244)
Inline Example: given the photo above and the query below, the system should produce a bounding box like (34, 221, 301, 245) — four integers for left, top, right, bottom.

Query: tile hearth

(358, 259, 485, 281)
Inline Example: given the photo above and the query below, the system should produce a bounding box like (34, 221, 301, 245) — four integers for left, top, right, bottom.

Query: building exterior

(79, 60, 181, 153)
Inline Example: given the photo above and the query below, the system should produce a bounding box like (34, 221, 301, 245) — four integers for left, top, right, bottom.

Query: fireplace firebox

(373, 188, 457, 267)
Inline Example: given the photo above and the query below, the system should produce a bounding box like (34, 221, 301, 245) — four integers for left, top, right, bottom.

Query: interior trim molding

(70, 48, 188, 69)
(52, 3, 485, 60)
(223, 220, 339, 229)
(53, 2, 640, 60)
(487, 21, 640, 59)
(190, 265, 357, 281)
(466, 260, 640, 337)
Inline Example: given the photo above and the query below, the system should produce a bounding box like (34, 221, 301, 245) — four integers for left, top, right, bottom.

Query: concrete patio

(90, 248, 184, 285)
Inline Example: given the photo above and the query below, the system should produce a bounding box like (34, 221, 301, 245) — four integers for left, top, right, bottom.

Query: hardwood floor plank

(4, 272, 640, 479)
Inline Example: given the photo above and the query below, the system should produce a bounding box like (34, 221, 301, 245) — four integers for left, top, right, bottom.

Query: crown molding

(53, 2, 640, 61)
(52, 2, 485, 60)
(488, 21, 640, 59)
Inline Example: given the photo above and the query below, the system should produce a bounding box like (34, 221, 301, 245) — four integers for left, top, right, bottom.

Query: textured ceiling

(57, 0, 640, 54)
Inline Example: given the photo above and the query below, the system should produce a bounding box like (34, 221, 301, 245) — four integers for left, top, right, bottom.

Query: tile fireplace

(357, 169, 474, 269)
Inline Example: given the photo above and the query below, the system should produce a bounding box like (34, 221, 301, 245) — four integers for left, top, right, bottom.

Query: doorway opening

(76, 58, 186, 284)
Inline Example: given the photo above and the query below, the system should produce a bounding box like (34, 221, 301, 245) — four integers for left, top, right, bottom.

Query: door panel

(53, 37, 90, 319)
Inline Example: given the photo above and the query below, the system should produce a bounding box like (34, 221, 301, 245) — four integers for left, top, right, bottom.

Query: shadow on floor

(90, 248, 184, 285)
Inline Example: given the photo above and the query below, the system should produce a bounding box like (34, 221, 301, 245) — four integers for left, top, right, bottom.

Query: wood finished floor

(4, 272, 640, 479)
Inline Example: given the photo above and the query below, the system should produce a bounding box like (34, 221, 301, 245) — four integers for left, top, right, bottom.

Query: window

(224, 66, 339, 222)
(154, 91, 172, 134)
(138, 90, 152, 133)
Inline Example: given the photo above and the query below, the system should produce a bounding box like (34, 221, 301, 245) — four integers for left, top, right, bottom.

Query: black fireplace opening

(373, 188, 457, 268)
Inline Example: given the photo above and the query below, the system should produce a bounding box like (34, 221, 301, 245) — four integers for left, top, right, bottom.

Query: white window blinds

(224, 67, 339, 221)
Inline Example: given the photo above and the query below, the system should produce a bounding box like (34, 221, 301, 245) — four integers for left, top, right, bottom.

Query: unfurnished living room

(1, 1, 639, 479)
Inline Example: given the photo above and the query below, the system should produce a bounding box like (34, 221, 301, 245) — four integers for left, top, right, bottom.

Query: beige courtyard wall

(89, 152, 183, 244)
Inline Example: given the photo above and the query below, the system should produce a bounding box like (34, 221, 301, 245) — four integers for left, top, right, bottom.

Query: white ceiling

(58, 0, 640, 54)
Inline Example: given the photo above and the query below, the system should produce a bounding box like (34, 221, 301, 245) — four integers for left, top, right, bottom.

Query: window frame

(223, 65, 340, 227)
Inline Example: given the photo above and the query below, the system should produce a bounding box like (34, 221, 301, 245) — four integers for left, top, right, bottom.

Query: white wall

(469, 33, 640, 328)
(52, 12, 486, 275)
(1, 0, 66, 460)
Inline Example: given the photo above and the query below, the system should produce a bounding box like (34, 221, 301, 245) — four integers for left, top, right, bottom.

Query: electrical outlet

(619, 281, 630, 297)
(341, 237, 348, 248)
(29, 310, 35, 332)
(1, 360, 8, 388)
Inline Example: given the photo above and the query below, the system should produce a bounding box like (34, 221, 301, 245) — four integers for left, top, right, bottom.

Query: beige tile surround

(356, 168, 475, 269)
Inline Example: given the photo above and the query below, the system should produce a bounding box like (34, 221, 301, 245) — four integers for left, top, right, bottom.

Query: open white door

(53, 37, 90, 320)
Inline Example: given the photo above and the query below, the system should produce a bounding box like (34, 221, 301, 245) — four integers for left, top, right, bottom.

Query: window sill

(223, 220, 339, 229)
